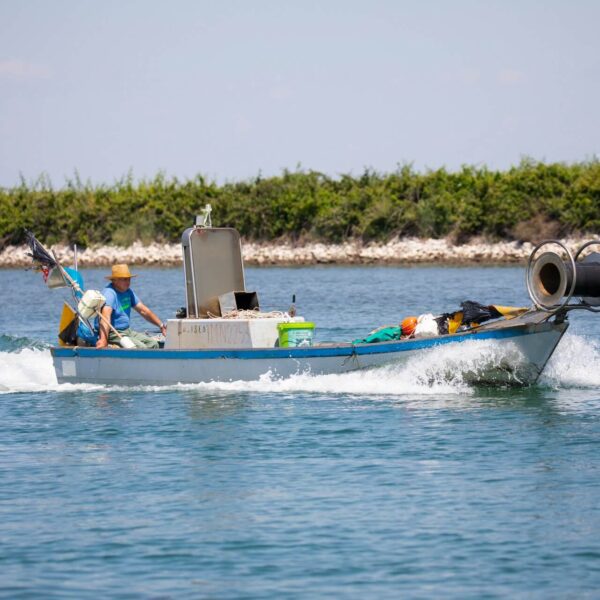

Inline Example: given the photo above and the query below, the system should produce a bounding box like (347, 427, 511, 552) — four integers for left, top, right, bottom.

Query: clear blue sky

(1, 0, 598, 187)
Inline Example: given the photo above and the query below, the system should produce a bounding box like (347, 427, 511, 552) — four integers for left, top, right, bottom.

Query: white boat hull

(51, 315, 568, 387)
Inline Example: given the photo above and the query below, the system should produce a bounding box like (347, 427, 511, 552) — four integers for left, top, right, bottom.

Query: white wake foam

(189, 339, 526, 396)
(185, 364, 470, 396)
(540, 333, 600, 388)
(1, 332, 599, 395)
(0, 348, 101, 394)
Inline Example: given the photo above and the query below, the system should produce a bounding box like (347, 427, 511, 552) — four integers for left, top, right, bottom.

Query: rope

(207, 309, 291, 320)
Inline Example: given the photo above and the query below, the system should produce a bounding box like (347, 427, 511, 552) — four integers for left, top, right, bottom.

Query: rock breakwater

(0, 237, 591, 268)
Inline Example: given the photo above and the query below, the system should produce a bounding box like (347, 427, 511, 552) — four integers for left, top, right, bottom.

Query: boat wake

(2, 332, 599, 396)
(540, 333, 600, 388)
(200, 338, 529, 396)
(0, 335, 103, 395)
(0, 333, 49, 353)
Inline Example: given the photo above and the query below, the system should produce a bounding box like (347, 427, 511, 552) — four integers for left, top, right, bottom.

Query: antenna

(289, 294, 296, 318)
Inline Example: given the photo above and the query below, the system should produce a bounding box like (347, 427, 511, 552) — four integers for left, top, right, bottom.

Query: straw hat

(105, 264, 137, 280)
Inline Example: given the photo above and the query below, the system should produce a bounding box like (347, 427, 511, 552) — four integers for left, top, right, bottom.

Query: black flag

(25, 230, 59, 283)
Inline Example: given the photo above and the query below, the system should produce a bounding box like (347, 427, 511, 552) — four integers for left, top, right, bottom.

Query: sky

(0, 0, 599, 187)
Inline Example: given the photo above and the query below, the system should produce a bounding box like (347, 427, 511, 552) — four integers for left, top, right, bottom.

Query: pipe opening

(539, 263, 561, 295)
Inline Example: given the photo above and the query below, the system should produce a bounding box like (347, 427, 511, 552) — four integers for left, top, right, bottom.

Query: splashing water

(0, 347, 57, 393)
(0, 336, 103, 394)
(540, 333, 600, 388)
(196, 339, 529, 396)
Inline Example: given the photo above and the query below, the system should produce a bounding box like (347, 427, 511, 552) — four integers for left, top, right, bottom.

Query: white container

(164, 317, 305, 350)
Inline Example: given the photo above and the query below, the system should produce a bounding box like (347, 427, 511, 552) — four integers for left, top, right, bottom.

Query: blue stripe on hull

(51, 325, 531, 361)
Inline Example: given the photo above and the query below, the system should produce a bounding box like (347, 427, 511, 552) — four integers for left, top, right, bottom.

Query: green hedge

(1, 159, 599, 248)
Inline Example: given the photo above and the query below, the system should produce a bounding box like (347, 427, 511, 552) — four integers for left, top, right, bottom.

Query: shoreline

(0, 237, 590, 268)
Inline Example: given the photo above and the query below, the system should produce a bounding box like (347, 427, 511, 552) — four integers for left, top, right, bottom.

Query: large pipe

(530, 251, 600, 308)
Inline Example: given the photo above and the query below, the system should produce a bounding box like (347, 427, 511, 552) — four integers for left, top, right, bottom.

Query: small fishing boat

(28, 214, 600, 387)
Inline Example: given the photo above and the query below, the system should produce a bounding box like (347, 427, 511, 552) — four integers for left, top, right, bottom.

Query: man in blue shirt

(96, 264, 167, 349)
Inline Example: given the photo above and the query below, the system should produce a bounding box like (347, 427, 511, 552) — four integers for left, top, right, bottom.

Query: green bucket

(277, 322, 315, 347)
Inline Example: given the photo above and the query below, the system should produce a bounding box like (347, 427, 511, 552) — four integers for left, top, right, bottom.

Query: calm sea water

(1, 265, 599, 599)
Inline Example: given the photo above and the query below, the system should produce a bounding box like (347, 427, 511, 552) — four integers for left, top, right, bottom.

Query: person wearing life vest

(96, 264, 166, 349)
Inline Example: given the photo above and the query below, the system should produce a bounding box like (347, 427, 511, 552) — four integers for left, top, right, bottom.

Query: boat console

(165, 217, 305, 350)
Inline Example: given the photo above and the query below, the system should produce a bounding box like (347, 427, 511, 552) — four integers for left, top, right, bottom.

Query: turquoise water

(1, 266, 600, 599)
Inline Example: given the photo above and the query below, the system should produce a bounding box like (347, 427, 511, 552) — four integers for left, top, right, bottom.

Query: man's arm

(96, 305, 113, 348)
(134, 301, 167, 336)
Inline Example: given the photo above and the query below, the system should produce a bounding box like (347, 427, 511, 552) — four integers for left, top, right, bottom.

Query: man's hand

(96, 305, 112, 349)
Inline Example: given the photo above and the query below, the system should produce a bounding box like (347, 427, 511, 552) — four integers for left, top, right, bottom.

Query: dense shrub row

(1, 159, 599, 248)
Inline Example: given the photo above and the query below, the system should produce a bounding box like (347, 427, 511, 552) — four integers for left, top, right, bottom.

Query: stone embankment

(1, 237, 594, 268)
